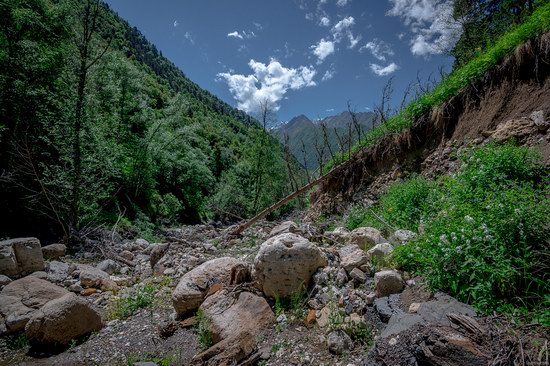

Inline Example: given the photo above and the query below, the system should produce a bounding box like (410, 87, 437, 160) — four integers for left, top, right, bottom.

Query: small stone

(349, 268, 366, 283)
(327, 329, 354, 355)
(374, 270, 404, 297)
(180, 316, 196, 328)
(409, 302, 421, 313)
(367, 243, 394, 260)
(305, 309, 316, 326)
(41, 244, 66, 259)
(0, 275, 12, 287)
(30, 271, 48, 280)
(81, 288, 96, 296)
(366, 293, 376, 305)
(163, 268, 175, 276)
(119, 250, 134, 261)
(69, 283, 83, 293)
(96, 260, 120, 275)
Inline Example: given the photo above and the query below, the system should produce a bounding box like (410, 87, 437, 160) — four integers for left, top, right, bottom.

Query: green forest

(0, 0, 294, 242)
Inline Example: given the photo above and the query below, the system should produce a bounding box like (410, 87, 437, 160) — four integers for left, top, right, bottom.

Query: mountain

(274, 111, 376, 170)
(0, 0, 291, 240)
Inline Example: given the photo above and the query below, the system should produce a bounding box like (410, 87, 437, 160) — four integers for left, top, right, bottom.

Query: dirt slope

(307, 32, 550, 218)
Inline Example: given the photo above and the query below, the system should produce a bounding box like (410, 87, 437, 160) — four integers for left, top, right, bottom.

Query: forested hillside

(0, 0, 291, 242)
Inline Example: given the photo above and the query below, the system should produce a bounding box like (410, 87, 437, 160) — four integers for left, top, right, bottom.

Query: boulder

(0, 238, 45, 277)
(195, 289, 274, 366)
(41, 244, 66, 259)
(388, 230, 417, 246)
(254, 233, 327, 298)
(172, 257, 245, 317)
(0, 242, 19, 277)
(339, 245, 369, 272)
(79, 267, 118, 291)
(324, 227, 350, 244)
(327, 330, 354, 355)
(0, 275, 12, 287)
(349, 268, 366, 283)
(96, 259, 120, 275)
(374, 270, 404, 298)
(47, 261, 69, 283)
(1, 276, 68, 309)
(201, 289, 274, 343)
(381, 293, 476, 338)
(0, 295, 35, 334)
(348, 227, 385, 250)
(119, 250, 134, 261)
(269, 221, 299, 237)
(367, 243, 394, 260)
(25, 293, 103, 347)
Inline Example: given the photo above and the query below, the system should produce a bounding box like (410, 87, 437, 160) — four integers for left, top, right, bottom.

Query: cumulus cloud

(370, 62, 399, 76)
(311, 16, 360, 62)
(217, 59, 317, 113)
(173, 20, 179, 27)
(311, 39, 335, 63)
(387, 0, 462, 56)
(360, 38, 394, 61)
(336, 0, 349, 6)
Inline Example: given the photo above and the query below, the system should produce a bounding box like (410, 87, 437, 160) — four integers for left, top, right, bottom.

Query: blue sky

(104, 0, 460, 122)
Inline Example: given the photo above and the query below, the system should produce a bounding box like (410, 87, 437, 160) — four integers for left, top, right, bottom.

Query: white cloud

(326, 108, 335, 112)
(227, 30, 256, 40)
(331, 16, 355, 42)
(387, 0, 462, 56)
(217, 59, 317, 113)
(370, 62, 399, 76)
(336, 0, 349, 6)
(311, 39, 335, 64)
(348, 33, 362, 49)
(360, 38, 394, 61)
(253, 22, 263, 30)
(319, 16, 331, 26)
(322, 68, 335, 81)
(173, 20, 179, 27)
(227, 31, 243, 39)
(305, 12, 314, 21)
(184, 32, 194, 45)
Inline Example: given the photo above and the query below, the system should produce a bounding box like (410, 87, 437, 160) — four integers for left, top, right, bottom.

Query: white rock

(254, 233, 327, 298)
(374, 270, 404, 297)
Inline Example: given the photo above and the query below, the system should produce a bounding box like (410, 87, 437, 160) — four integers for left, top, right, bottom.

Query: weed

(107, 284, 156, 320)
(271, 343, 281, 353)
(194, 308, 213, 350)
(6, 334, 28, 350)
(273, 285, 306, 320)
(126, 352, 178, 366)
(381, 143, 550, 317)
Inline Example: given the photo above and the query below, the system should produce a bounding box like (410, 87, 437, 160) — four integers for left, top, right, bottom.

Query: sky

(103, 0, 461, 123)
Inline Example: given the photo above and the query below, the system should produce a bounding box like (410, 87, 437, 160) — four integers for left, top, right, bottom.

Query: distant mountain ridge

(274, 111, 375, 170)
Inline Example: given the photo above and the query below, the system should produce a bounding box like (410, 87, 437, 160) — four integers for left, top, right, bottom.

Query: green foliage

(107, 285, 156, 320)
(194, 308, 213, 350)
(0, 0, 293, 239)
(126, 352, 178, 366)
(325, 2, 550, 172)
(273, 285, 306, 319)
(375, 143, 550, 316)
(6, 334, 29, 350)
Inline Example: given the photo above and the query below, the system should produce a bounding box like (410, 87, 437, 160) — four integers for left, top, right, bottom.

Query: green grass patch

(194, 308, 213, 350)
(325, 2, 550, 171)
(357, 143, 549, 320)
(107, 284, 156, 320)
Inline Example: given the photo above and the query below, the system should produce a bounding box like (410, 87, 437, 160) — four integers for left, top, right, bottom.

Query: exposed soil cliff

(307, 32, 550, 219)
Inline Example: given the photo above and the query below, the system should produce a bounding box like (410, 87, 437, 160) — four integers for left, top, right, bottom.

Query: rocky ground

(0, 219, 548, 366)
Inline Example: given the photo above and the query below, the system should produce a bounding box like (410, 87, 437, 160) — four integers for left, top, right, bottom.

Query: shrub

(385, 143, 549, 317)
(194, 308, 213, 350)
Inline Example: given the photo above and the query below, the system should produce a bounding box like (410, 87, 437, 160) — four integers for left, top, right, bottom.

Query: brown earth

(307, 32, 550, 219)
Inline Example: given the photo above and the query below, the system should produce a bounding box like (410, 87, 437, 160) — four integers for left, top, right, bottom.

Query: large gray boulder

(172, 257, 245, 317)
(254, 233, 327, 298)
(25, 293, 103, 347)
(0, 238, 44, 277)
(1, 276, 68, 309)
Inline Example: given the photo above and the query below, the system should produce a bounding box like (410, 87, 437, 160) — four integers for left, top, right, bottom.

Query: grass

(274, 285, 306, 320)
(325, 1, 550, 171)
(126, 352, 179, 366)
(355, 143, 549, 321)
(107, 284, 156, 320)
(194, 308, 213, 350)
(6, 334, 29, 350)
